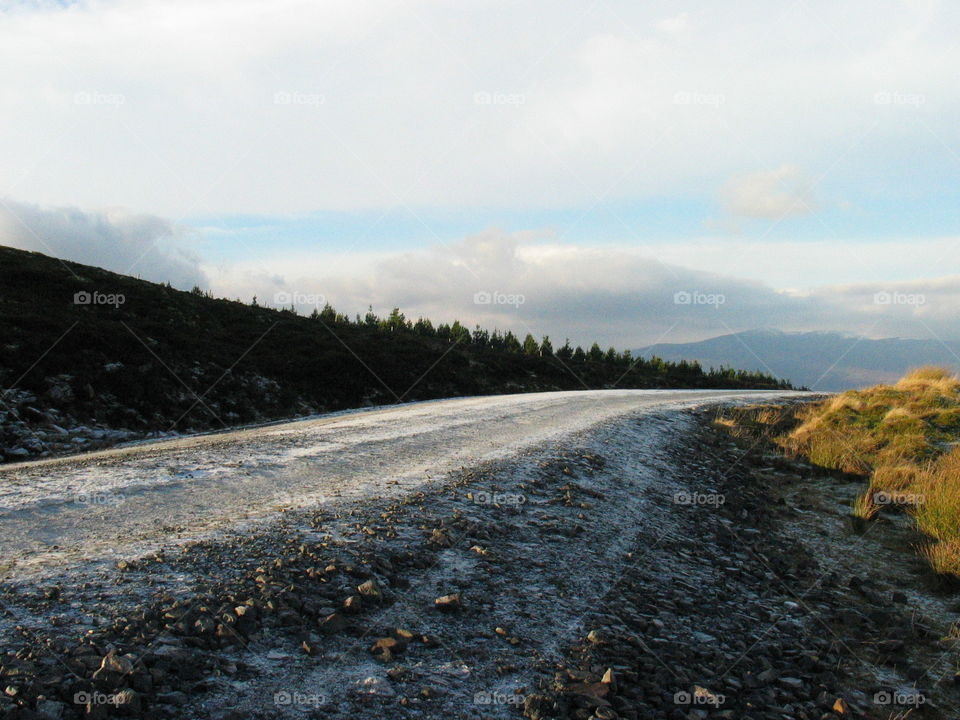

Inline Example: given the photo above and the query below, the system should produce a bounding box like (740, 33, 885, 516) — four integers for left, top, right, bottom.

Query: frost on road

(0, 389, 800, 719)
(0, 389, 792, 576)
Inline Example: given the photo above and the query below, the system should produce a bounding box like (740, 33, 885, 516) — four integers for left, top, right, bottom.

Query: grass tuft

(920, 539, 960, 579)
(780, 367, 960, 579)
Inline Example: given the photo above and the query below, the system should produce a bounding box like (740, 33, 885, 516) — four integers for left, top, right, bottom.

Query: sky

(1, 0, 958, 349)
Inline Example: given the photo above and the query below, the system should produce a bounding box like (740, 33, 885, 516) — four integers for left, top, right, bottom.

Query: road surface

(0, 389, 798, 576)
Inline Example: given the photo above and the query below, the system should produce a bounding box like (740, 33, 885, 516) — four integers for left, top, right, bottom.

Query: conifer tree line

(277, 301, 792, 388)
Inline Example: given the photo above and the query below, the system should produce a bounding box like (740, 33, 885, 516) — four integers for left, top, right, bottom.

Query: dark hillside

(0, 245, 790, 461)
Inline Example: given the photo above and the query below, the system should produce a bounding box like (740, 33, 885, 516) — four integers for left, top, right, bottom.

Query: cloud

(0, 198, 207, 290)
(721, 165, 815, 219)
(1, 1, 958, 215)
(206, 228, 960, 349)
(656, 12, 690, 35)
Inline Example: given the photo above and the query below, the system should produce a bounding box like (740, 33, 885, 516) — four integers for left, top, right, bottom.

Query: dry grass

(783, 367, 960, 474)
(920, 539, 960, 579)
(871, 463, 924, 492)
(780, 367, 960, 579)
(713, 404, 796, 441)
(896, 366, 960, 395)
(851, 489, 879, 521)
(911, 448, 960, 543)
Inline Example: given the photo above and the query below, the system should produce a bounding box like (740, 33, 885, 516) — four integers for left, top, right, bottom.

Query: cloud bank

(208, 229, 960, 349)
(0, 198, 207, 290)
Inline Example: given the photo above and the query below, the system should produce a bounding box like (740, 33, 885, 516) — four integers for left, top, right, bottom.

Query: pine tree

(472, 325, 490, 347)
(450, 320, 471, 344)
(522, 333, 539, 356)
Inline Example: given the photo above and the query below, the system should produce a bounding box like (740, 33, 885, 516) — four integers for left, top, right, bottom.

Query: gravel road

(0, 389, 797, 578)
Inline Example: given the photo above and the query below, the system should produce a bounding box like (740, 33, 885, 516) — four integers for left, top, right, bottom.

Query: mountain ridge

(638, 329, 960, 390)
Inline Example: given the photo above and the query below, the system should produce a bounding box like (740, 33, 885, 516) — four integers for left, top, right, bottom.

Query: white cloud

(207, 229, 960, 348)
(0, 0, 958, 215)
(656, 12, 690, 35)
(0, 198, 206, 289)
(721, 165, 814, 219)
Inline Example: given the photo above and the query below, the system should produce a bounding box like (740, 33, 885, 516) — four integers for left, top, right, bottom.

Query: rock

(156, 691, 188, 706)
(434, 593, 462, 612)
(35, 700, 66, 719)
(523, 694, 553, 719)
(320, 612, 347, 634)
(429, 528, 452, 547)
(92, 650, 134, 688)
(234, 604, 257, 627)
(357, 579, 381, 599)
(756, 668, 778, 684)
(779, 676, 803, 689)
(113, 688, 141, 716)
(393, 628, 417, 642)
(343, 595, 363, 614)
(370, 636, 406, 661)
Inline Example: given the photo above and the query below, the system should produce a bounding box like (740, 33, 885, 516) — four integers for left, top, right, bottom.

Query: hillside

(638, 329, 960, 391)
(0, 245, 789, 462)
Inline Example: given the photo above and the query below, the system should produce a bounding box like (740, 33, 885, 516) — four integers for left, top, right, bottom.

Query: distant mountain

(637, 329, 960, 391)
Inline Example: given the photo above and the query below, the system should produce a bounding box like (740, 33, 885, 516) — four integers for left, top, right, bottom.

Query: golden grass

(781, 367, 960, 578)
(910, 448, 960, 543)
(920, 539, 960, 578)
(871, 463, 924, 492)
(851, 489, 879, 520)
(896, 366, 960, 395)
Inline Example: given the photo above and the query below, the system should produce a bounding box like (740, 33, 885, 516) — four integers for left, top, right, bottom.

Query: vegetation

(782, 368, 960, 578)
(0, 245, 790, 449)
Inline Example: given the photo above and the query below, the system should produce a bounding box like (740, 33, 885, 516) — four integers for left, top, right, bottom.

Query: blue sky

(189, 190, 958, 263)
(0, 0, 957, 348)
